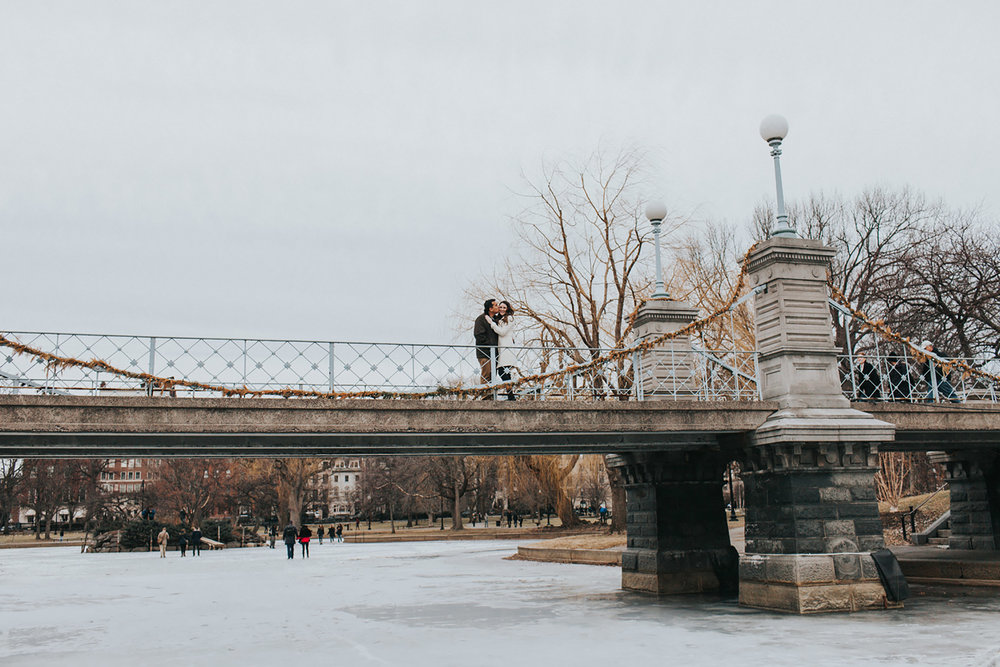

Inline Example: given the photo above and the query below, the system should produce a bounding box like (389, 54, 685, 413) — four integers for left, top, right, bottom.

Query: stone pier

(609, 450, 738, 595)
(738, 237, 899, 613)
(936, 452, 1000, 551)
(612, 297, 738, 595)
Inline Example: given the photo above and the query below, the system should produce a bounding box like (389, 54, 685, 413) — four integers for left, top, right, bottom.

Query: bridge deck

(0, 396, 997, 457)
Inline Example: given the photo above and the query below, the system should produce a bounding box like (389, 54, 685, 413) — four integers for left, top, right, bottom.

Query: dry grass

(527, 534, 626, 550)
(880, 489, 950, 546)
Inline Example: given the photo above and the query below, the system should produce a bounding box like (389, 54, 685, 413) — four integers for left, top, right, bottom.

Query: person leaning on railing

(917, 340, 959, 402)
(854, 353, 881, 401)
(886, 354, 913, 401)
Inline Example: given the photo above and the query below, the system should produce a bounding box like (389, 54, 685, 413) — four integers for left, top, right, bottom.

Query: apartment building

(306, 458, 362, 518)
(99, 458, 162, 494)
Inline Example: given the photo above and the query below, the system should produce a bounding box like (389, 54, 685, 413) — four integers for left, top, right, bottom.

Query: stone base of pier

(739, 552, 900, 613)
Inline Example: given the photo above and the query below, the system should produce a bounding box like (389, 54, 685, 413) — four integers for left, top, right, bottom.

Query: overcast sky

(2, 1, 998, 345)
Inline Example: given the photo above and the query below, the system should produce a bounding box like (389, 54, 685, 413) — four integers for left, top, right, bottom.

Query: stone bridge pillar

(932, 452, 1000, 550)
(741, 237, 898, 613)
(607, 450, 738, 595)
(632, 298, 701, 398)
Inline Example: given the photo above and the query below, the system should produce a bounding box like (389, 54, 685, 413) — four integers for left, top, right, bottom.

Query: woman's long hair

(496, 300, 515, 324)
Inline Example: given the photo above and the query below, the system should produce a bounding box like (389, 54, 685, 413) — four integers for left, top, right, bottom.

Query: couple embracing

(473, 298, 517, 399)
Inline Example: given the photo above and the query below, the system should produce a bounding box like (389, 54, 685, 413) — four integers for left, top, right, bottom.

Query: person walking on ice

(283, 523, 298, 559)
(157, 527, 169, 558)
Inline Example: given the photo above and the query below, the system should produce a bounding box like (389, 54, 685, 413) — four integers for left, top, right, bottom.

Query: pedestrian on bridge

(488, 300, 518, 401)
(918, 341, 959, 402)
(855, 353, 881, 401)
(336, 524, 343, 542)
(887, 355, 913, 401)
(474, 299, 501, 388)
(283, 523, 297, 559)
(317, 525, 325, 544)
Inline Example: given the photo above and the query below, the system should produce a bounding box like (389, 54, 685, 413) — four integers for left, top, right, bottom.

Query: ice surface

(2, 540, 1000, 666)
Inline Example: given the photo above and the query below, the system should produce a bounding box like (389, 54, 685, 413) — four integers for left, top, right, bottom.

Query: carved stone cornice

(743, 441, 879, 473)
(746, 238, 835, 275)
(747, 251, 834, 274)
(606, 450, 725, 485)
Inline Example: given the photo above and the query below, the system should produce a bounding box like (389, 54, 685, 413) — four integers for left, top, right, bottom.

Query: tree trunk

(553, 486, 580, 528)
(287, 489, 303, 526)
(605, 459, 626, 533)
(451, 477, 464, 530)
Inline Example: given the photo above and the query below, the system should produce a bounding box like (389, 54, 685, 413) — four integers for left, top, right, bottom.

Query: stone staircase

(926, 526, 951, 547)
(912, 510, 951, 548)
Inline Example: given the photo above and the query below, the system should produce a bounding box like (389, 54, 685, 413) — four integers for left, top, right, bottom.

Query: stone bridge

(3, 236, 998, 614)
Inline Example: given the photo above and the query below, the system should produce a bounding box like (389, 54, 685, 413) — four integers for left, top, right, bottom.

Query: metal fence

(838, 353, 1000, 403)
(0, 330, 761, 401)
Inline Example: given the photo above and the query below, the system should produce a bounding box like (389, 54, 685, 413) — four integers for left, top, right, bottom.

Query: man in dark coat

(282, 523, 298, 559)
(474, 299, 500, 385)
(855, 353, 881, 401)
(190, 526, 202, 556)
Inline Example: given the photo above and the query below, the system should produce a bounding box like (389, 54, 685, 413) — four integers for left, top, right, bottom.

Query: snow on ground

(2, 540, 1000, 666)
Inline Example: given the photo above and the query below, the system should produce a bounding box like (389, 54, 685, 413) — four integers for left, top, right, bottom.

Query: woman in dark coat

(298, 524, 312, 558)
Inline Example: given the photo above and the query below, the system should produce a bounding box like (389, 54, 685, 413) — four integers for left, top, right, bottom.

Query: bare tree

(887, 218, 1000, 359)
(523, 455, 582, 528)
(475, 148, 658, 356)
(0, 458, 22, 533)
(427, 456, 479, 530)
(19, 460, 63, 539)
(273, 459, 325, 526)
(576, 455, 610, 516)
(753, 187, 945, 352)
(471, 149, 669, 533)
(152, 459, 234, 526)
(670, 221, 756, 350)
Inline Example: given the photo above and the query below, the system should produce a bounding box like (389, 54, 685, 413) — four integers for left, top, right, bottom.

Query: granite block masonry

(608, 449, 738, 596)
(610, 298, 738, 596)
(740, 236, 899, 613)
(935, 452, 1000, 551)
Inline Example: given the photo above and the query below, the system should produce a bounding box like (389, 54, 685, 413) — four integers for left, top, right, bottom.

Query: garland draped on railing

(828, 285, 1000, 386)
(0, 244, 761, 400)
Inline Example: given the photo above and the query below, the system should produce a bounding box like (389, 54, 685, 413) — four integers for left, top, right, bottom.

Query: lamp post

(759, 114, 796, 238)
(727, 463, 738, 522)
(644, 201, 670, 298)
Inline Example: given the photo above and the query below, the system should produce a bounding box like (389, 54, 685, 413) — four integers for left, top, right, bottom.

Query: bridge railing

(0, 330, 759, 401)
(837, 353, 1000, 403)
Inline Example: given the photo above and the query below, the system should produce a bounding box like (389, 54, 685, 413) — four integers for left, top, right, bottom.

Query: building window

(333, 475, 338, 483)
(135, 472, 141, 480)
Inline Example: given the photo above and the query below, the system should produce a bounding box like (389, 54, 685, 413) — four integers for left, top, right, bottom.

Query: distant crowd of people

(850, 341, 961, 402)
(156, 525, 202, 558)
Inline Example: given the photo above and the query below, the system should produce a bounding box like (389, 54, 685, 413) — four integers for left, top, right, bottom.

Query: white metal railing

(829, 298, 1000, 404)
(838, 353, 1000, 403)
(0, 330, 759, 401)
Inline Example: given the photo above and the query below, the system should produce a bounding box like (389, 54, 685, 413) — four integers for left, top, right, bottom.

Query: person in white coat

(488, 300, 518, 400)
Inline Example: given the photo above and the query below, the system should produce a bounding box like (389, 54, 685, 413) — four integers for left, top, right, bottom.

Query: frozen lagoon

(2, 540, 1000, 666)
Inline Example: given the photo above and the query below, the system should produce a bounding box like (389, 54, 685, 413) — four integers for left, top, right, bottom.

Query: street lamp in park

(759, 114, 796, 238)
(644, 201, 670, 299)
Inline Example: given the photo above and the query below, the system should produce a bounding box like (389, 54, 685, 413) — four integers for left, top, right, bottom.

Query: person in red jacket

(298, 524, 312, 558)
